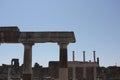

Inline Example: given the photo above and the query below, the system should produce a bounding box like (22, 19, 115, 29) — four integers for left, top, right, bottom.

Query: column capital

(23, 42, 34, 46)
(58, 42, 69, 48)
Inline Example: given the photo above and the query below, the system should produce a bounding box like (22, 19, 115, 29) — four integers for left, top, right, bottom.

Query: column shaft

(60, 48, 67, 68)
(83, 67, 86, 80)
(23, 43, 34, 80)
(73, 66, 76, 80)
(94, 67, 97, 80)
(59, 43, 68, 80)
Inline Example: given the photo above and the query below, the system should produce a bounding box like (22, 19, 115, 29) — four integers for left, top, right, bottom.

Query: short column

(23, 43, 34, 80)
(58, 42, 68, 80)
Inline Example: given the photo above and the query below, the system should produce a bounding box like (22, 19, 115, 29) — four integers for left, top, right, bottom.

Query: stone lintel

(19, 32, 75, 43)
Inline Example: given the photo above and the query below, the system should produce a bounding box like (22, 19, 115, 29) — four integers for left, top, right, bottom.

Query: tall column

(23, 43, 34, 80)
(83, 51, 85, 62)
(73, 51, 75, 61)
(93, 51, 96, 62)
(58, 42, 68, 80)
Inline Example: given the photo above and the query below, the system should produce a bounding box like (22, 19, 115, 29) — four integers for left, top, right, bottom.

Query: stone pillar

(94, 67, 97, 80)
(93, 51, 96, 62)
(83, 67, 86, 80)
(73, 66, 76, 80)
(23, 43, 34, 80)
(58, 42, 68, 80)
(83, 51, 85, 62)
(73, 51, 75, 61)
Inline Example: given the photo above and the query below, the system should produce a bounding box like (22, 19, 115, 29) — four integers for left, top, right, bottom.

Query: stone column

(93, 51, 96, 62)
(58, 42, 68, 80)
(73, 65, 76, 80)
(94, 67, 97, 80)
(83, 67, 86, 80)
(23, 43, 34, 80)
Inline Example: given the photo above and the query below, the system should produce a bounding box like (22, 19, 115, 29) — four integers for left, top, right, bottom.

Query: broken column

(83, 51, 86, 80)
(93, 51, 96, 62)
(72, 51, 76, 80)
(73, 51, 75, 61)
(83, 51, 85, 62)
(97, 57, 99, 65)
(23, 43, 34, 80)
(58, 42, 68, 80)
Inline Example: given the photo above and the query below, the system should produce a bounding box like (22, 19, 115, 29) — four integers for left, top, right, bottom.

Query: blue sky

(0, 0, 120, 67)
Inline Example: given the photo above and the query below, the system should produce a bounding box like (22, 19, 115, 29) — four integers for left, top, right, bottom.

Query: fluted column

(58, 42, 68, 80)
(23, 43, 34, 80)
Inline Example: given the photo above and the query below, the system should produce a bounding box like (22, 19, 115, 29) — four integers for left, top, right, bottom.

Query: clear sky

(0, 0, 120, 67)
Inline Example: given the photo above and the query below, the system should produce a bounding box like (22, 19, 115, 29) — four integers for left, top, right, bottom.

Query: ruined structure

(0, 58, 23, 80)
(97, 66, 120, 80)
(49, 51, 99, 80)
(0, 26, 75, 80)
(0, 57, 120, 80)
(0, 50, 99, 80)
(1, 27, 120, 80)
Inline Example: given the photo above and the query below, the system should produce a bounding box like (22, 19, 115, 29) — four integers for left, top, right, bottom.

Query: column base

(23, 74, 32, 80)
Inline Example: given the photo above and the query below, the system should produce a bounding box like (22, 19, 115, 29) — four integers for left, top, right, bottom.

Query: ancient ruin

(0, 51, 100, 80)
(1, 27, 120, 80)
(0, 26, 75, 80)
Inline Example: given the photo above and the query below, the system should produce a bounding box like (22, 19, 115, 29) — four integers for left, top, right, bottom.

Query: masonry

(0, 26, 75, 80)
